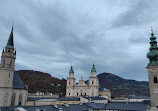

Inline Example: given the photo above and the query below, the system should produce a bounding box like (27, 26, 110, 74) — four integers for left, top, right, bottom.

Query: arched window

(11, 93, 16, 106)
(77, 93, 78, 96)
(92, 81, 94, 84)
(3, 92, 9, 106)
(154, 77, 158, 83)
(18, 93, 23, 105)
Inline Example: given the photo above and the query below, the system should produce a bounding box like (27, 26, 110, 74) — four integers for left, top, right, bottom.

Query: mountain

(16, 70, 149, 97)
(98, 73, 149, 97)
(16, 70, 66, 97)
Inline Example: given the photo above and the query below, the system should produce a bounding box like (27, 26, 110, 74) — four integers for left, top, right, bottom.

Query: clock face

(154, 88, 158, 93)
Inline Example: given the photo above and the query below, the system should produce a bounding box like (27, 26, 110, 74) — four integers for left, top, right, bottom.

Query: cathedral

(66, 64, 99, 97)
(0, 27, 27, 107)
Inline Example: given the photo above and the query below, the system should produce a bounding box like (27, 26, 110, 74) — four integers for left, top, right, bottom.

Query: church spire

(6, 27, 14, 49)
(147, 29, 158, 67)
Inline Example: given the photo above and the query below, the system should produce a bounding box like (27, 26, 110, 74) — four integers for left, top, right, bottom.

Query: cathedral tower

(89, 64, 99, 96)
(147, 30, 158, 108)
(0, 27, 16, 88)
(66, 66, 75, 96)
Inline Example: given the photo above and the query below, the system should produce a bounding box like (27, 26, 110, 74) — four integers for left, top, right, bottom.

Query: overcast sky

(0, 0, 157, 81)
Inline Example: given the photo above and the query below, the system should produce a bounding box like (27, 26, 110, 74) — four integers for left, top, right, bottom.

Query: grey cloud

(0, 0, 154, 81)
(112, 0, 158, 28)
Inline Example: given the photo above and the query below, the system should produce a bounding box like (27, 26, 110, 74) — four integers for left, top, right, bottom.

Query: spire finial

(12, 20, 14, 28)
(151, 26, 154, 35)
(93, 62, 95, 66)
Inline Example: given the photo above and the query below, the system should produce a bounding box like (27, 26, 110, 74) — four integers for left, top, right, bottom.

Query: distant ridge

(16, 70, 149, 97)
(98, 73, 149, 97)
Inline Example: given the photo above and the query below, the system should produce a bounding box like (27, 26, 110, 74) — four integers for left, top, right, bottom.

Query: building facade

(66, 64, 99, 97)
(0, 27, 27, 107)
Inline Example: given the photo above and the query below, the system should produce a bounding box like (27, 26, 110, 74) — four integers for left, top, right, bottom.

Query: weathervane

(151, 26, 153, 33)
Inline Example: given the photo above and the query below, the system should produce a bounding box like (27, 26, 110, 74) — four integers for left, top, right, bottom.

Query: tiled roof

(105, 102, 148, 111)
(22, 105, 58, 111)
(13, 71, 26, 89)
(130, 96, 150, 99)
(65, 104, 88, 111)
(0, 105, 58, 111)
(83, 102, 107, 110)
(57, 97, 80, 101)
(82, 96, 107, 100)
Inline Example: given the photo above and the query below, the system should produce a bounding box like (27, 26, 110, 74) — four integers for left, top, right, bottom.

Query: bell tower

(66, 66, 75, 96)
(0, 27, 16, 88)
(147, 29, 158, 109)
(89, 64, 99, 96)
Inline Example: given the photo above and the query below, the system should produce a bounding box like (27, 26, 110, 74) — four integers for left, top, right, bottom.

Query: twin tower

(66, 64, 99, 97)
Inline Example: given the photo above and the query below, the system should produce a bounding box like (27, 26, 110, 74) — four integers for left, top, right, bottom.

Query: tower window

(69, 82, 71, 85)
(77, 93, 78, 96)
(9, 73, 10, 78)
(154, 77, 158, 83)
(92, 81, 94, 84)
(69, 93, 70, 96)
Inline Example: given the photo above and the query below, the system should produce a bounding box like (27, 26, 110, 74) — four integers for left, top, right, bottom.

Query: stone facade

(66, 65, 99, 97)
(147, 66, 158, 107)
(99, 88, 111, 100)
(0, 27, 27, 107)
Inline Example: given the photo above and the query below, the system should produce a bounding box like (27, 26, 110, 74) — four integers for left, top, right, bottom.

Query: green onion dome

(147, 32, 158, 67)
(91, 64, 96, 73)
(69, 66, 74, 74)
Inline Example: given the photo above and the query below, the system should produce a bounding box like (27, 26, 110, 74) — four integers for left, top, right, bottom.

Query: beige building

(99, 88, 111, 100)
(0, 27, 27, 107)
(66, 64, 99, 97)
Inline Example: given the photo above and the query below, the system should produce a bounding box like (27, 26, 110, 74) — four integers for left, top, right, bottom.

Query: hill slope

(98, 73, 149, 97)
(16, 70, 66, 97)
(16, 70, 149, 97)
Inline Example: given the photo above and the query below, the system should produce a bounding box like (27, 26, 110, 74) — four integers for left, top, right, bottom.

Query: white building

(0, 27, 27, 107)
(66, 64, 99, 97)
